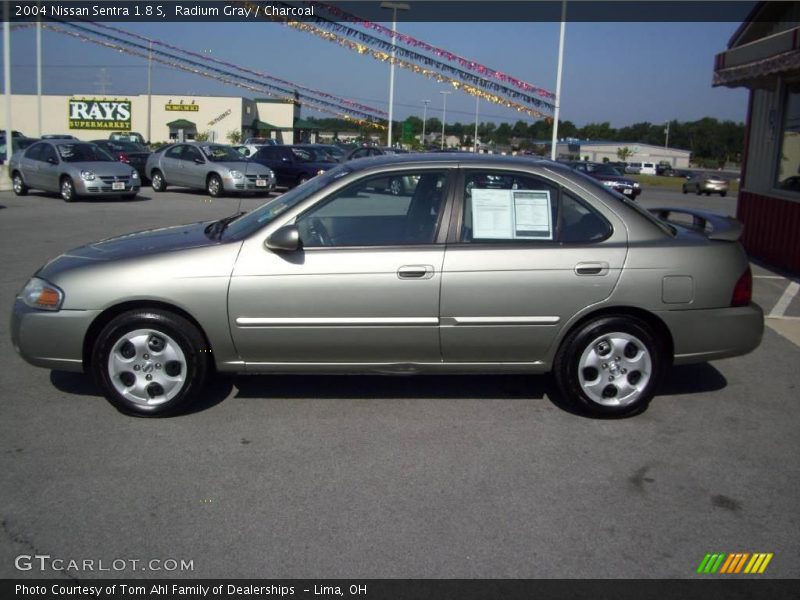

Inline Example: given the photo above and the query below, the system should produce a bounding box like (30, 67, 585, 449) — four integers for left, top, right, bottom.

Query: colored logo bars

(697, 552, 773, 574)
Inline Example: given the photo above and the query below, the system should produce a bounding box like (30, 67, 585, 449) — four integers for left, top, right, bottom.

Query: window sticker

(471, 189, 552, 240)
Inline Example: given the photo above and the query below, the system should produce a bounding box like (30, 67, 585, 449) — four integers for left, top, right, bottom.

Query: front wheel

(91, 310, 210, 417)
(60, 177, 76, 202)
(207, 174, 224, 197)
(720, 191, 727, 197)
(553, 316, 665, 417)
(388, 177, 404, 196)
(151, 170, 167, 192)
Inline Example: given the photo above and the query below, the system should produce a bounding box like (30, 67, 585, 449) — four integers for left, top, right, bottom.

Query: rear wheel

(12, 172, 28, 196)
(60, 177, 76, 202)
(91, 309, 210, 417)
(682, 186, 687, 194)
(388, 177, 404, 196)
(695, 186, 702, 195)
(721, 191, 727, 197)
(553, 315, 665, 417)
(151, 170, 167, 192)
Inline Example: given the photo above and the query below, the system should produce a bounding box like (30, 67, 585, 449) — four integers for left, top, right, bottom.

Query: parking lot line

(768, 281, 800, 318)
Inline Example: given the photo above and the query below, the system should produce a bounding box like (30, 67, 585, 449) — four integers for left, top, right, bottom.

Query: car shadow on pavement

(657, 363, 728, 396)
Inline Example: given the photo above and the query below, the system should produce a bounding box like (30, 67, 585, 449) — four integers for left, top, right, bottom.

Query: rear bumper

(11, 299, 100, 372)
(657, 303, 764, 365)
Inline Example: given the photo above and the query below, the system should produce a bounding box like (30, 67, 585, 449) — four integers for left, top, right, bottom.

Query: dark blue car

(249, 145, 337, 188)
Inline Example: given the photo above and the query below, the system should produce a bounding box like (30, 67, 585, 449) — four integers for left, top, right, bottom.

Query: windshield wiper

(205, 211, 246, 240)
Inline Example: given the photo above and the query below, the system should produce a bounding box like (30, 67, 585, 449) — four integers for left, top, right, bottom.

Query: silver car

(682, 173, 730, 197)
(8, 140, 141, 202)
(11, 154, 763, 418)
(145, 142, 276, 197)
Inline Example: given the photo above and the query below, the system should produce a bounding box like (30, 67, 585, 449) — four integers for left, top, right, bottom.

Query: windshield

(587, 163, 623, 176)
(291, 147, 332, 163)
(57, 143, 115, 162)
(202, 144, 246, 162)
(223, 165, 352, 240)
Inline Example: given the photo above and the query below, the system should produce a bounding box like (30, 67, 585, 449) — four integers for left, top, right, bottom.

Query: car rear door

(228, 168, 454, 366)
(439, 168, 628, 363)
(37, 143, 62, 192)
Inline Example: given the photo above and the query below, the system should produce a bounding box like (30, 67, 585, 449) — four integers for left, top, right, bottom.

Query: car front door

(228, 169, 453, 366)
(161, 144, 187, 186)
(38, 143, 62, 193)
(181, 145, 207, 190)
(439, 168, 628, 363)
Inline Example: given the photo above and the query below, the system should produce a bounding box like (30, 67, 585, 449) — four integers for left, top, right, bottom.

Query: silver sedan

(8, 140, 140, 202)
(11, 154, 763, 417)
(145, 142, 276, 197)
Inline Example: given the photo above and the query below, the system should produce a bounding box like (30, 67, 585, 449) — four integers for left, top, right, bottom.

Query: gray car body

(12, 154, 762, 378)
(8, 140, 140, 197)
(145, 142, 276, 193)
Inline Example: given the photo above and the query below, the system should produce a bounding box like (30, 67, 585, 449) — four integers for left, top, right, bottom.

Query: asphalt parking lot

(0, 185, 798, 579)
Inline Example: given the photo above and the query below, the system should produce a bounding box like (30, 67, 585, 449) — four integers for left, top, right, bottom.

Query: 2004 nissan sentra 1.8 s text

(11, 154, 763, 418)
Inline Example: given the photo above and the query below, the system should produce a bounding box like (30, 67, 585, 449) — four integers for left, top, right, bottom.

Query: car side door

(37, 143, 62, 193)
(181, 145, 207, 190)
(161, 144, 187, 186)
(228, 168, 454, 366)
(439, 168, 627, 363)
(18, 143, 44, 189)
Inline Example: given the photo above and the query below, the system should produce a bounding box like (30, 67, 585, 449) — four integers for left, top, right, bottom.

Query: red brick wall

(737, 191, 800, 273)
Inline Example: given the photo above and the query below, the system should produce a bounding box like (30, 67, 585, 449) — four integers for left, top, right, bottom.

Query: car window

(39, 144, 59, 164)
(291, 147, 315, 162)
(296, 170, 448, 247)
(559, 192, 612, 243)
(24, 143, 44, 161)
(183, 146, 204, 162)
(461, 171, 559, 242)
(165, 145, 184, 159)
(202, 144, 244, 162)
(259, 147, 277, 160)
(350, 148, 371, 160)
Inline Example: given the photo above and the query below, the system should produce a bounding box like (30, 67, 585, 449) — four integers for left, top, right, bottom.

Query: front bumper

(658, 303, 764, 365)
(617, 185, 641, 198)
(223, 175, 276, 192)
(76, 177, 140, 196)
(11, 299, 101, 372)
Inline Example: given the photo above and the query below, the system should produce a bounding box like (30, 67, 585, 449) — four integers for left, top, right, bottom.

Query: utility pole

(474, 96, 479, 153)
(147, 40, 153, 144)
(36, 0, 42, 137)
(420, 99, 430, 147)
(440, 90, 451, 150)
(664, 120, 670, 149)
(4, 0, 11, 162)
(380, 2, 409, 148)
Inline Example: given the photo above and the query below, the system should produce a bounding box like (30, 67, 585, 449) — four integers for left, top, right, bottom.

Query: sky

(2, 19, 748, 129)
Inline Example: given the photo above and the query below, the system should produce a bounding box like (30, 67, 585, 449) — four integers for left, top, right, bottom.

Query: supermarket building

(0, 93, 319, 144)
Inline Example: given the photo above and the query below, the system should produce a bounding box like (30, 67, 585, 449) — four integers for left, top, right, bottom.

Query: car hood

(37, 221, 220, 279)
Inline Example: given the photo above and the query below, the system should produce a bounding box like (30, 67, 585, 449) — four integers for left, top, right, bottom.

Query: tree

(226, 129, 242, 144)
(194, 131, 211, 142)
(617, 146, 634, 162)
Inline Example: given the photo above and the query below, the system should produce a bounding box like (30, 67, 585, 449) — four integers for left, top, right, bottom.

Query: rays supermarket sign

(68, 98, 132, 130)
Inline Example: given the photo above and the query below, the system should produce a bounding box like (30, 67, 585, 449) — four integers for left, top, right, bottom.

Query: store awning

(714, 26, 800, 88)
(167, 119, 196, 129)
(293, 118, 319, 130)
(251, 119, 281, 131)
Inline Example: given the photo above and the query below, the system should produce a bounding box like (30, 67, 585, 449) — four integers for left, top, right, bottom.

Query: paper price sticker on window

(472, 189, 552, 240)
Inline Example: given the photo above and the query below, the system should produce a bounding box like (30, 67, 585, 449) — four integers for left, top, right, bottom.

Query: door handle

(397, 265, 434, 280)
(575, 262, 609, 276)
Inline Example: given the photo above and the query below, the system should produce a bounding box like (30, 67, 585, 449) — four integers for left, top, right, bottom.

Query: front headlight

(316, 169, 325, 176)
(131, 170, 139, 179)
(602, 180, 617, 187)
(80, 170, 95, 181)
(633, 182, 640, 188)
(19, 277, 64, 311)
(229, 170, 244, 179)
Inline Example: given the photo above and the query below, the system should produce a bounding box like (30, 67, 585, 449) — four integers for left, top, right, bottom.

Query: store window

(777, 81, 800, 192)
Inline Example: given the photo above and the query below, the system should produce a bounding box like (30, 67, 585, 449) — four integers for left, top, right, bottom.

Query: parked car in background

(41, 134, 78, 140)
(243, 137, 280, 146)
(10, 154, 762, 418)
(248, 145, 337, 188)
(682, 173, 730, 196)
(110, 132, 147, 145)
(8, 140, 140, 201)
(145, 142, 276, 197)
(656, 163, 675, 176)
(565, 161, 641, 198)
(91, 139, 151, 182)
(301, 144, 346, 162)
(0, 137, 39, 162)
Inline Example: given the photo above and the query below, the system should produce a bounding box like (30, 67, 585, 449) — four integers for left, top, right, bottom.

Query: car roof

(343, 152, 567, 173)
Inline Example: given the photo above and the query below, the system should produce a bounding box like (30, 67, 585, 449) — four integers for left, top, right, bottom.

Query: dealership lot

(0, 186, 798, 578)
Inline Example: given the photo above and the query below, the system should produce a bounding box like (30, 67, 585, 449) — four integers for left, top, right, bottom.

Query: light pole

(146, 40, 153, 144)
(3, 0, 11, 162)
(36, 0, 42, 137)
(550, 0, 567, 160)
(381, 2, 409, 148)
(664, 120, 670, 149)
(440, 90, 451, 150)
(420, 99, 430, 147)
(473, 96, 479, 153)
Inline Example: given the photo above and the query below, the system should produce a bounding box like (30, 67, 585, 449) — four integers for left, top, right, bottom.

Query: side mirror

(266, 224, 301, 252)
(47, 157, 57, 165)
(194, 157, 205, 164)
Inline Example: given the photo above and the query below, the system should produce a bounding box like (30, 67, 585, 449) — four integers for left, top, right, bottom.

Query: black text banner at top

(5, 1, 759, 23)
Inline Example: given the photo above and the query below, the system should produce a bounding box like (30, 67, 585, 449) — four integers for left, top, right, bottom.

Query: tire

(11, 172, 28, 196)
(720, 191, 727, 197)
(695, 186, 702, 196)
(207, 174, 224, 197)
(91, 309, 211, 417)
(388, 177, 404, 196)
(705, 191, 711, 196)
(60, 176, 76, 202)
(151, 170, 167, 192)
(122, 193, 138, 200)
(682, 186, 687, 194)
(553, 315, 665, 417)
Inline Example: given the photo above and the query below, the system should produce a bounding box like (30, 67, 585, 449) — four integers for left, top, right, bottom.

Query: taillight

(731, 266, 752, 307)
(119, 152, 130, 163)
